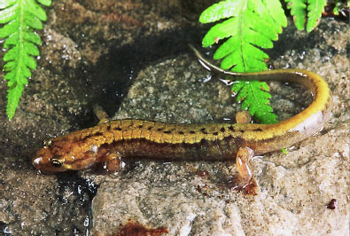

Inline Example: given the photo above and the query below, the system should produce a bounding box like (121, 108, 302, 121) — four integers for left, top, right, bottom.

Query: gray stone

(85, 19, 350, 236)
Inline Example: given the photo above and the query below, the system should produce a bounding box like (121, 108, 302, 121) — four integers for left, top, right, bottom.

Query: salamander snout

(32, 146, 67, 173)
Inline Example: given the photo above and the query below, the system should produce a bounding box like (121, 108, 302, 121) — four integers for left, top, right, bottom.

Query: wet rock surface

(84, 19, 349, 235)
(0, 156, 96, 235)
(0, 0, 349, 235)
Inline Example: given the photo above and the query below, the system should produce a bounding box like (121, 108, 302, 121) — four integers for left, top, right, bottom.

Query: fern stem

(17, 0, 24, 87)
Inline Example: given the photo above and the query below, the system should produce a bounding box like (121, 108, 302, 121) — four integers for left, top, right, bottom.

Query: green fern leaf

(7, 84, 24, 118)
(37, 0, 51, 6)
(199, 1, 244, 23)
(286, 0, 307, 30)
(306, 0, 327, 32)
(232, 81, 278, 124)
(0, 4, 16, 22)
(0, 0, 16, 8)
(286, 0, 327, 32)
(0, 0, 51, 119)
(200, 0, 285, 123)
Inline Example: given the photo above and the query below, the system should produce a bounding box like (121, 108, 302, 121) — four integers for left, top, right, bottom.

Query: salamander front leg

(93, 104, 110, 125)
(101, 152, 123, 172)
(227, 147, 258, 195)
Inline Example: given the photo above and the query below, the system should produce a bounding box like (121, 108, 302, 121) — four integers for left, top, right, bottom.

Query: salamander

(32, 45, 332, 192)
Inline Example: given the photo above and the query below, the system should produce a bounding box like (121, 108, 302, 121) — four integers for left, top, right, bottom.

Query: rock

(0, 0, 348, 235)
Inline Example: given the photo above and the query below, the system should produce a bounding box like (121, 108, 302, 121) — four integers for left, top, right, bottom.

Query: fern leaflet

(285, 0, 327, 32)
(232, 81, 276, 123)
(0, 0, 51, 119)
(200, 0, 286, 124)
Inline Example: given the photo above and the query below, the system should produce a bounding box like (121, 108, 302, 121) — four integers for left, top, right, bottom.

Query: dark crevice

(56, 172, 99, 234)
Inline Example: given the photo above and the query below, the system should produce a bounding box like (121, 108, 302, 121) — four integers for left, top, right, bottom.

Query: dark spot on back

(200, 128, 208, 134)
(163, 130, 171, 134)
(253, 128, 263, 132)
(189, 130, 196, 134)
(178, 131, 184, 135)
(228, 126, 235, 132)
(114, 127, 122, 131)
(213, 132, 219, 136)
(82, 131, 103, 141)
(157, 127, 164, 131)
(148, 126, 153, 131)
(138, 125, 143, 129)
(220, 127, 225, 132)
(107, 125, 111, 131)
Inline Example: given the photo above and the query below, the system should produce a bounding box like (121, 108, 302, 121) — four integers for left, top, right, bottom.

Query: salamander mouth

(60, 156, 98, 171)
(32, 146, 67, 172)
(32, 156, 67, 172)
(32, 152, 99, 173)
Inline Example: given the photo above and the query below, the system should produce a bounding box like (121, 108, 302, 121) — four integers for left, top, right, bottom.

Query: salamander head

(32, 139, 100, 173)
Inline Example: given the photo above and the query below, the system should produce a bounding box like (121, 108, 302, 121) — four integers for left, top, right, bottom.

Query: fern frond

(285, 0, 307, 31)
(200, 0, 285, 123)
(306, 0, 327, 32)
(0, 0, 51, 119)
(232, 81, 278, 124)
(286, 0, 327, 32)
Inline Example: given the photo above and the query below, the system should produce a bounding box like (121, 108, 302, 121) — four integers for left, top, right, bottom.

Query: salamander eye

(51, 158, 63, 168)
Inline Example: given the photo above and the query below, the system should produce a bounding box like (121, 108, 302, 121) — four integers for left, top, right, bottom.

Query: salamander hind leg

(235, 111, 251, 124)
(227, 147, 258, 195)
